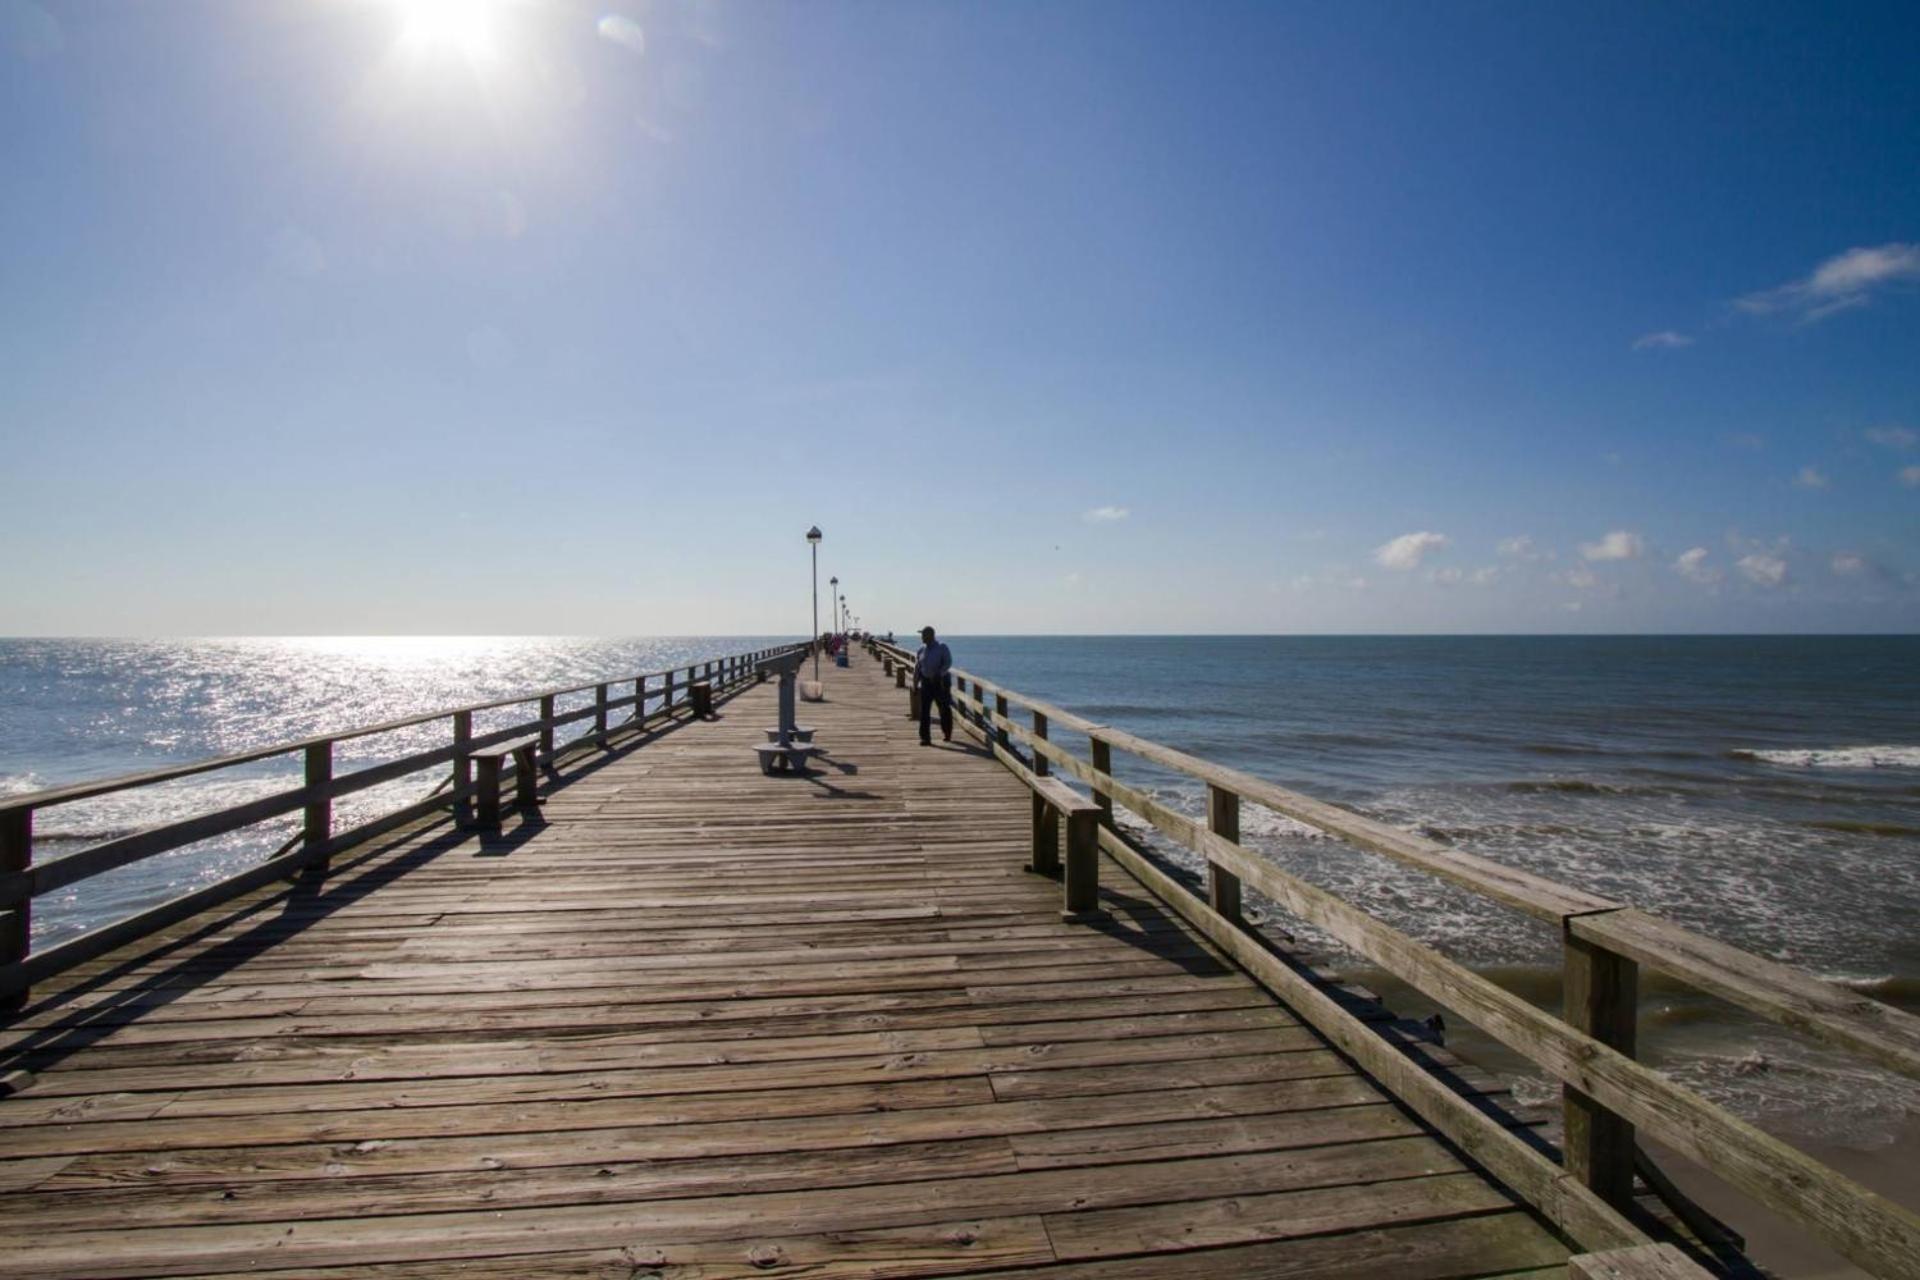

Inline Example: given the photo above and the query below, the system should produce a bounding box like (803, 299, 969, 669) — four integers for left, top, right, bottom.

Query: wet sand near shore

(1651, 1116, 1920, 1279)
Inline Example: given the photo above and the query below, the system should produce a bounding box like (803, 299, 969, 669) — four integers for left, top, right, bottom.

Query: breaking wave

(1731, 746, 1920, 771)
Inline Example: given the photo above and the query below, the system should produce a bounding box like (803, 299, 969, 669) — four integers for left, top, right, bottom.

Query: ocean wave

(1731, 746, 1920, 771)
(1502, 779, 1644, 796)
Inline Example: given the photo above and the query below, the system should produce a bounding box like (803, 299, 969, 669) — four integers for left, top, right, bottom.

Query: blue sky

(1, 0, 1915, 635)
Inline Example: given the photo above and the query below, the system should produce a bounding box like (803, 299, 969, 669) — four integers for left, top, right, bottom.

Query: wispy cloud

(1724, 432, 1766, 451)
(1865, 425, 1916, 450)
(1496, 535, 1550, 562)
(1831, 552, 1869, 578)
(1901, 466, 1920, 488)
(1737, 243, 1920, 323)
(1632, 330, 1693, 351)
(1736, 553, 1788, 588)
(1554, 564, 1618, 596)
(1082, 505, 1130, 523)
(1672, 547, 1721, 585)
(1793, 466, 1831, 490)
(1580, 529, 1644, 562)
(1373, 531, 1448, 571)
(1428, 565, 1502, 587)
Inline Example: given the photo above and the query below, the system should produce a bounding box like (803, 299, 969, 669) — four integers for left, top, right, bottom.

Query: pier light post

(807, 526, 823, 681)
(830, 577, 839, 636)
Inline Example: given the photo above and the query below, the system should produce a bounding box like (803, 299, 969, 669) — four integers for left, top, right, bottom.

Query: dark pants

(918, 676, 953, 742)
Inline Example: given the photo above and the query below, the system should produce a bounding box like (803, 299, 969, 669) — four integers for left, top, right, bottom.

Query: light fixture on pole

(806, 527, 823, 682)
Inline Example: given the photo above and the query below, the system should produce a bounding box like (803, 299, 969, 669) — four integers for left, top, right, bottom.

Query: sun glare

(396, 0, 501, 67)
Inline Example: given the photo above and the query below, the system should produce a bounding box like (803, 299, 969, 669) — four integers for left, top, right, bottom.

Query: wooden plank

(1090, 824, 1644, 1254)
(1161, 815, 1920, 1277)
(0, 654, 1578, 1280)
(1568, 1243, 1716, 1279)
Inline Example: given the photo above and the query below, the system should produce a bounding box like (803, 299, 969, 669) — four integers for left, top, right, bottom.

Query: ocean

(4, 634, 1917, 1147)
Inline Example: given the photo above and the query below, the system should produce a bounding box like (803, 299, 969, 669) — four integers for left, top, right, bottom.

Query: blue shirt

(915, 641, 951, 681)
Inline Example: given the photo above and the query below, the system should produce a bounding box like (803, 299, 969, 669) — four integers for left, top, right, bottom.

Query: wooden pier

(2, 643, 1917, 1278)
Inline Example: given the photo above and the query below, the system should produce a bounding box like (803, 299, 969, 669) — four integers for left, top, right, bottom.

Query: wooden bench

(1029, 774, 1104, 919)
(470, 735, 541, 828)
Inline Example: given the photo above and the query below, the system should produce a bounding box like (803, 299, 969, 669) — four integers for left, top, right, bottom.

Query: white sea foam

(1736, 745, 1920, 770)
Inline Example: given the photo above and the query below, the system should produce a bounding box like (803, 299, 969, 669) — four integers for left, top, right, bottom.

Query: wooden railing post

(0, 806, 31, 1011)
(1031, 711, 1049, 778)
(453, 710, 473, 827)
(539, 694, 555, 760)
(1089, 734, 1114, 826)
(634, 676, 646, 725)
(994, 692, 1010, 755)
(1031, 792, 1060, 878)
(303, 741, 333, 864)
(1206, 783, 1243, 925)
(595, 683, 609, 745)
(664, 668, 676, 713)
(1062, 805, 1099, 917)
(1564, 930, 1639, 1207)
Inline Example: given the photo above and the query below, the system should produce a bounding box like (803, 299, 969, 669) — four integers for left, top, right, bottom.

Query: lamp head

(805, 526, 823, 544)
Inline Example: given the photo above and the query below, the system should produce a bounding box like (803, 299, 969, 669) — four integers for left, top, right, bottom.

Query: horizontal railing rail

(0, 643, 806, 1009)
(871, 637, 1920, 1279)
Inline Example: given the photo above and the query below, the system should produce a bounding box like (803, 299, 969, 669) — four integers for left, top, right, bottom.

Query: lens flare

(396, 0, 500, 67)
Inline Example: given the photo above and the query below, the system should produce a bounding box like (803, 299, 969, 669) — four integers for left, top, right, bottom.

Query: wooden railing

(0, 643, 804, 1011)
(871, 638, 1920, 1279)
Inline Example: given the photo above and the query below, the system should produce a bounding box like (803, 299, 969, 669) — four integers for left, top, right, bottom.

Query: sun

(394, 0, 502, 67)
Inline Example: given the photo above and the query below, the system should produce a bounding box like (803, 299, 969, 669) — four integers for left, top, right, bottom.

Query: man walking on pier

(915, 625, 953, 746)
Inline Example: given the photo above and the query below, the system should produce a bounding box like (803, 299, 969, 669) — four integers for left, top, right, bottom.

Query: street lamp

(806, 526, 823, 681)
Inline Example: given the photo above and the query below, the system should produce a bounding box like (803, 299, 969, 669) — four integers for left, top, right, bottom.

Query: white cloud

(1831, 552, 1867, 577)
(1580, 530, 1644, 562)
(1736, 553, 1788, 588)
(1737, 243, 1920, 323)
(1864, 426, 1916, 450)
(1793, 466, 1831, 490)
(1724, 432, 1766, 451)
(1082, 505, 1130, 523)
(1496, 535, 1549, 561)
(1632, 330, 1694, 351)
(1435, 564, 1506, 587)
(597, 15, 646, 55)
(1373, 531, 1448, 571)
(1901, 467, 1920, 488)
(1672, 547, 1721, 585)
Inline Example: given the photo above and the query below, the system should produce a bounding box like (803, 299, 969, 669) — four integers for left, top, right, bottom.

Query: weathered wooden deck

(0, 654, 1576, 1279)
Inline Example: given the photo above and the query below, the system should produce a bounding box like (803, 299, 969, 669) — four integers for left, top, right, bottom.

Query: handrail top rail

(873, 638, 1614, 923)
(2, 642, 802, 817)
(873, 635, 1920, 1076)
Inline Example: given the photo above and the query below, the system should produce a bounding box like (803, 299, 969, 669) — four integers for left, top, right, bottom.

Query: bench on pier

(470, 735, 540, 828)
(1028, 774, 1103, 920)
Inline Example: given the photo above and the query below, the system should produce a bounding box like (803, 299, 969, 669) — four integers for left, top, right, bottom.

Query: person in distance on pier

(915, 625, 953, 746)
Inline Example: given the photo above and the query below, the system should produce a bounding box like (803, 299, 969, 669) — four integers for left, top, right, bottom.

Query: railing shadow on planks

(870, 635, 1920, 1280)
(0, 643, 807, 1014)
